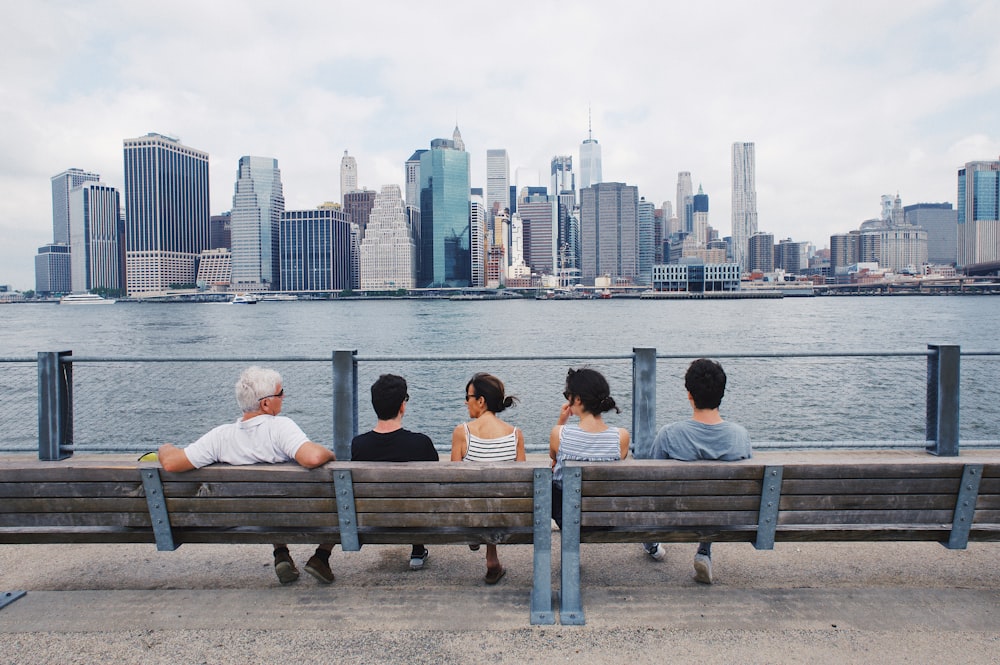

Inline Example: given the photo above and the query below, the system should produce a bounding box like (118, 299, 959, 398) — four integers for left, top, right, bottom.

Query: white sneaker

(693, 553, 713, 584)
(644, 543, 666, 561)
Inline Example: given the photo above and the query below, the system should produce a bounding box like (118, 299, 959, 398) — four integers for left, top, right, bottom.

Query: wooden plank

(162, 481, 336, 499)
(168, 513, 338, 528)
(1, 498, 148, 512)
(781, 478, 961, 494)
(339, 462, 537, 483)
(581, 480, 763, 497)
(580, 529, 757, 544)
(581, 511, 760, 527)
(0, 513, 152, 528)
(356, 513, 534, 528)
(976, 495, 1000, 510)
(581, 496, 762, 512)
(165, 497, 337, 513)
(779, 494, 959, 511)
(577, 463, 764, 482)
(781, 464, 964, 480)
(973, 510, 1000, 524)
(355, 498, 533, 513)
(773, 528, 953, 542)
(352, 482, 534, 499)
(777, 509, 954, 525)
(0, 528, 157, 545)
(0, 482, 146, 499)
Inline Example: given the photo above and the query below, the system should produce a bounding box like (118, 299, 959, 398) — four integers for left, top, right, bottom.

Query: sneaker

(304, 555, 335, 584)
(273, 551, 299, 584)
(644, 543, 666, 561)
(693, 553, 713, 584)
(468, 544, 481, 551)
(409, 548, 429, 570)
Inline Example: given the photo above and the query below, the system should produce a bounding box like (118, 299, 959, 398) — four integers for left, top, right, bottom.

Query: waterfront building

(279, 207, 358, 292)
(880, 226, 928, 273)
(692, 185, 709, 246)
(51, 168, 101, 246)
(69, 182, 123, 293)
(469, 190, 487, 288)
(34, 243, 71, 296)
(196, 248, 232, 291)
(230, 156, 284, 291)
(904, 203, 957, 265)
(579, 118, 602, 190)
(580, 182, 639, 285)
(858, 230, 881, 264)
(123, 133, 210, 296)
(486, 149, 510, 218)
(404, 150, 426, 209)
(210, 212, 231, 250)
(343, 189, 377, 241)
(418, 135, 471, 287)
(748, 231, 775, 274)
(340, 150, 358, 203)
(830, 233, 856, 274)
(775, 238, 807, 275)
(677, 172, 693, 234)
(638, 197, 656, 285)
(731, 142, 758, 272)
(651, 258, 741, 293)
(359, 184, 416, 291)
(518, 191, 557, 275)
(957, 159, 1000, 267)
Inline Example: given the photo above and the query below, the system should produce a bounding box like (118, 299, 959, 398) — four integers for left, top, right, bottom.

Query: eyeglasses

(259, 388, 284, 402)
(465, 393, 479, 401)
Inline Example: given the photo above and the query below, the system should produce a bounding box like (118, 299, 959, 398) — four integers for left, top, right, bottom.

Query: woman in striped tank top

(549, 367, 630, 528)
(451, 373, 526, 584)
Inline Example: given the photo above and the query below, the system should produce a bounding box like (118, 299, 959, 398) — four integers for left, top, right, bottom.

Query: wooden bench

(0, 457, 555, 624)
(559, 450, 1000, 625)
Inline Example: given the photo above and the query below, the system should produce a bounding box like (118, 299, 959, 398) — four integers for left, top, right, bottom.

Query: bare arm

(157, 443, 196, 472)
(618, 428, 631, 460)
(450, 424, 467, 461)
(548, 425, 561, 467)
(294, 441, 335, 468)
(515, 427, 526, 462)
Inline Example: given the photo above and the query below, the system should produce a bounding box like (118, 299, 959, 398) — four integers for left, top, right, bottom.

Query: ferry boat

(59, 293, 116, 305)
(230, 294, 259, 305)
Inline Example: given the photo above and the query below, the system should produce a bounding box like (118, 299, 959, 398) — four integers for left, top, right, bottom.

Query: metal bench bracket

(755, 465, 783, 550)
(140, 467, 176, 551)
(559, 467, 585, 625)
(0, 591, 27, 611)
(947, 464, 982, 550)
(334, 469, 360, 551)
(531, 467, 555, 625)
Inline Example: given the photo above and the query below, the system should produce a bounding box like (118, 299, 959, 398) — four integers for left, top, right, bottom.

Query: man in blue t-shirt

(643, 358, 751, 584)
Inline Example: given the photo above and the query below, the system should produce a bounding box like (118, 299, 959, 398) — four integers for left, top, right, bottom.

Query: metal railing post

(332, 350, 358, 461)
(632, 347, 657, 459)
(926, 344, 960, 456)
(38, 350, 73, 460)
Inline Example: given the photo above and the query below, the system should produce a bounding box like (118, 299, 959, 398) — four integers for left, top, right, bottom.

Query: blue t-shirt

(650, 419, 752, 461)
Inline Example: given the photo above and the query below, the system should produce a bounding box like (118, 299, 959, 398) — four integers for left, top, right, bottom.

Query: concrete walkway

(2, 537, 998, 664)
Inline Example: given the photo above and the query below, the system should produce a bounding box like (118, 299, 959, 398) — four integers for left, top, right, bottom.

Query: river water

(1, 296, 998, 454)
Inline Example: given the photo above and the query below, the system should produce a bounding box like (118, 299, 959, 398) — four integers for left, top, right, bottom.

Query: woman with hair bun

(451, 372, 526, 584)
(549, 367, 630, 528)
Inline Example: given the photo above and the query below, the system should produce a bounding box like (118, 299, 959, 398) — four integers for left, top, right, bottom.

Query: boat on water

(230, 294, 259, 304)
(259, 294, 298, 301)
(59, 293, 116, 305)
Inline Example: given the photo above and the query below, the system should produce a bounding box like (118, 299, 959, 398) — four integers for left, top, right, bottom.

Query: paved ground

(1, 536, 998, 664)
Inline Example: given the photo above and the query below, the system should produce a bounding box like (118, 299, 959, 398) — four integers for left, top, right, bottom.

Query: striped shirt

(462, 423, 519, 462)
(553, 424, 623, 483)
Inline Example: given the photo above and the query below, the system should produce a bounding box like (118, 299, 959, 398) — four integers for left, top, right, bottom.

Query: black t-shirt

(350, 428, 439, 462)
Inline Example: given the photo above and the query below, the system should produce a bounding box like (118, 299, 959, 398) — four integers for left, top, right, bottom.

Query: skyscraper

(230, 156, 284, 290)
(486, 149, 511, 218)
(957, 158, 1000, 267)
(517, 191, 557, 275)
(343, 189, 377, 241)
(676, 172, 693, 234)
(579, 182, 639, 284)
(903, 203, 957, 265)
(748, 232, 775, 273)
(469, 190, 487, 287)
(692, 185, 709, 246)
(340, 150, 358, 203)
(731, 142, 758, 272)
(551, 155, 574, 197)
(418, 136, 471, 287)
(123, 133, 210, 296)
(638, 197, 656, 285)
(51, 168, 100, 245)
(280, 207, 358, 291)
(360, 184, 416, 290)
(404, 150, 427, 209)
(579, 122, 602, 191)
(69, 182, 122, 293)
(34, 244, 71, 296)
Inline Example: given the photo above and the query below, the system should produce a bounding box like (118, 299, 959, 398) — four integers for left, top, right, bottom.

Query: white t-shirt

(183, 414, 311, 469)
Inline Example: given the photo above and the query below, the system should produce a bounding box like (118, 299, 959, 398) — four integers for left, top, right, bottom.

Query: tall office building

(469, 190, 487, 287)
(209, 212, 232, 250)
(579, 128, 602, 191)
(579, 182, 639, 284)
(418, 136, 471, 287)
(692, 185, 710, 246)
(230, 156, 284, 290)
(360, 184, 416, 291)
(123, 133, 210, 296)
(903, 203, 957, 265)
(34, 244, 71, 295)
(731, 142, 758, 272)
(517, 191, 557, 275)
(51, 168, 101, 246)
(829, 233, 856, 273)
(486, 149, 511, 217)
(280, 207, 358, 291)
(880, 227, 928, 273)
(775, 238, 807, 274)
(340, 150, 358, 203)
(676, 172, 693, 234)
(343, 189, 377, 241)
(551, 155, 574, 197)
(69, 182, 122, 293)
(957, 158, 1000, 267)
(637, 197, 656, 285)
(748, 231, 775, 273)
(405, 150, 427, 209)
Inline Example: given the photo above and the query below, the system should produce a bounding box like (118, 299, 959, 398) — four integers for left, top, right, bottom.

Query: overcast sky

(2, 0, 999, 290)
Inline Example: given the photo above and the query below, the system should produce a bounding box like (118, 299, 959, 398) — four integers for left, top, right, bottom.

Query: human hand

(557, 402, 572, 425)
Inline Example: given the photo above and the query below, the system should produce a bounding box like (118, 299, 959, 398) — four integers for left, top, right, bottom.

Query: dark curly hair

(685, 358, 727, 410)
(563, 367, 619, 415)
(466, 373, 518, 414)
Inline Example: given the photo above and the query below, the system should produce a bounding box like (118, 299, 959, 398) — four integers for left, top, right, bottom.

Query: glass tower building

(486, 149, 510, 217)
(957, 159, 1000, 267)
(231, 156, 284, 290)
(418, 137, 471, 287)
(70, 182, 122, 293)
(579, 182, 639, 284)
(280, 207, 358, 292)
(731, 142, 758, 272)
(51, 168, 100, 245)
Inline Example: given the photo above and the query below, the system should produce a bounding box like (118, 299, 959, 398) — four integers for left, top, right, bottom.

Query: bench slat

(356, 498, 533, 513)
(353, 482, 534, 499)
(0, 482, 146, 499)
(358, 513, 534, 528)
(578, 464, 763, 481)
(581, 510, 760, 527)
(581, 480, 763, 496)
(582, 496, 762, 511)
(777, 509, 954, 525)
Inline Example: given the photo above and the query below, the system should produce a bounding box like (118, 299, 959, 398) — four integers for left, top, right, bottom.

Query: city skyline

(1, 1, 999, 289)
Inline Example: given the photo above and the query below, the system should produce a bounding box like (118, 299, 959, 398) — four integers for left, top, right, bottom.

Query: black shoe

(274, 551, 299, 584)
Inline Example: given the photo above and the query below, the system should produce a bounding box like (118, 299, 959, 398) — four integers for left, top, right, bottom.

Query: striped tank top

(462, 423, 519, 462)
(553, 424, 623, 483)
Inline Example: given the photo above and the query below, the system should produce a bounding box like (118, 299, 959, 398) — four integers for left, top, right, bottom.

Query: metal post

(38, 350, 73, 460)
(332, 350, 358, 461)
(631, 347, 656, 459)
(926, 344, 960, 456)
(530, 468, 555, 625)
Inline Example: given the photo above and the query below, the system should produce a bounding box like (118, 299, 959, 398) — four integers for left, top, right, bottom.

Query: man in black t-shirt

(351, 374, 438, 570)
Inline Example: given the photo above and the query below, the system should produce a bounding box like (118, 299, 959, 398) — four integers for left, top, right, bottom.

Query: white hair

(235, 366, 282, 413)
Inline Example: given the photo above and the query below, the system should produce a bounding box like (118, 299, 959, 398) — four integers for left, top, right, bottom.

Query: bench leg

(559, 468, 585, 625)
(0, 591, 26, 611)
(530, 468, 555, 625)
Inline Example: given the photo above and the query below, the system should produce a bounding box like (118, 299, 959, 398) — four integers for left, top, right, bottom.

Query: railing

(2, 344, 997, 461)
